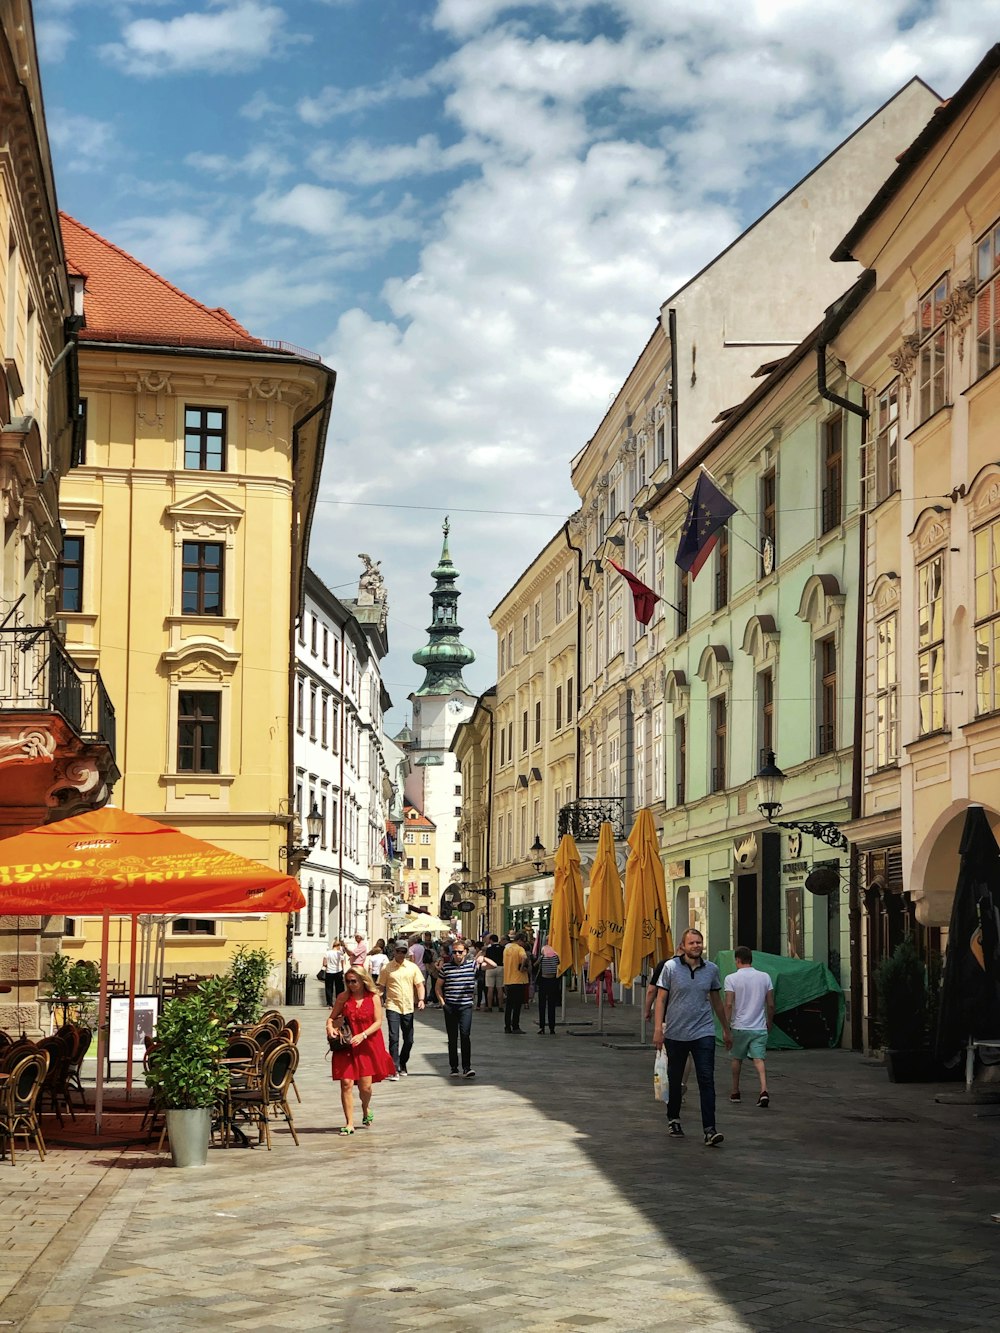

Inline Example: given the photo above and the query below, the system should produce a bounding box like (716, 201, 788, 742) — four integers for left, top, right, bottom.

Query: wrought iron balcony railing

(0, 626, 116, 753)
(557, 796, 625, 841)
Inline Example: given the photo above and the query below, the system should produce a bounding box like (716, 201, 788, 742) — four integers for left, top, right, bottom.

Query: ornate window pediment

(664, 669, 689, 713)
(161, 638, 240, 678)
(695, 645, 732, 693)
(797, 574, 845, 633)
(908, 506, 950, 560)
(741, 614, 779, 666)
(165, 491, 243, 537)
(967, 463, 1000, 525)
(870, 573, 900, 616)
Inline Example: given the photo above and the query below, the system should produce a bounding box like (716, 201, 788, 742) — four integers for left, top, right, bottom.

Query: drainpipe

(667, 308, 679, 471)
(563, 522, 584, 797)
(816, 287, 870, 1051)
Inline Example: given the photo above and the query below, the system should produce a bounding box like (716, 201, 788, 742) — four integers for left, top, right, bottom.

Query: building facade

(1, 4, 118, 1035)
(292, 563, 391, 973)
(832, 45, 1000, 1047)
(56, 214, 333, 992)
(451, 687, 496, 935)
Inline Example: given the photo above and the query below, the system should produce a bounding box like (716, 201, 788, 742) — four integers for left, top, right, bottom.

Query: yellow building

(832, 44, 1000, 1046)
(451, 688, 496, 936)
(399, 804, 440, 914)
(487, 527, 578, 932)
(56, 214, 334, 990)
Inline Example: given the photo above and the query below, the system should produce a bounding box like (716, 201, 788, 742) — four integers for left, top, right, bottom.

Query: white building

(292, 563, 391, 970)
(399, 522, 477, 895)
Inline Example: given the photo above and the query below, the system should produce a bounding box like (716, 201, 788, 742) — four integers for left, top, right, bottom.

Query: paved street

(2, 989, 999, 1332)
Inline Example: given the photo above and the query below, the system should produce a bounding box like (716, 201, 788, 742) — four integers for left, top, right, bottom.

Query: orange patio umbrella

(581, 821, 624, 985)
(0, 807, 303, 1130)
(549, 833, 583, 978)
(619, 808, 673, 988)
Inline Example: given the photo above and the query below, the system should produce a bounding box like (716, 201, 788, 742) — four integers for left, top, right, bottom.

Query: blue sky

(34, 0, 1000, 723)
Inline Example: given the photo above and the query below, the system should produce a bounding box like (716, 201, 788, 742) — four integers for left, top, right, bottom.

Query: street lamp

(305, 801, 323, 848)
(755, 751, 848, 850)
(530, 835, 547, 873)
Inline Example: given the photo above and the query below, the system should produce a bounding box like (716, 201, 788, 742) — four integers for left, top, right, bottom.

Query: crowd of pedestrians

(323, 924, 773, 1144)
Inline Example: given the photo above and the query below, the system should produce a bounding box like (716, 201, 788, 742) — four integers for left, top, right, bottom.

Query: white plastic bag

(653, 1048, 668, 1102)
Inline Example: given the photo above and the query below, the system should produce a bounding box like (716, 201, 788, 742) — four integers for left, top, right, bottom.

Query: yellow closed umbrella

(582, 821, 624, 983)
(550, 834, 583, 978)
(619, 808, 673, 986)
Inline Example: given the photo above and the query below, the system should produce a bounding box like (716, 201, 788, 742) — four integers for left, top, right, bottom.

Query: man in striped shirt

(435, 941, 477, 1078)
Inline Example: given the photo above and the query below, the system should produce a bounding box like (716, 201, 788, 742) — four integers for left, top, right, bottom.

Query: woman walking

(322, 938, 348, 1007)
(327, 967, 396, 1135)
(535, 944, 560, 1035)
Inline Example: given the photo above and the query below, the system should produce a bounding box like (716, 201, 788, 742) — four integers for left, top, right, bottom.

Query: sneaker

(387, 1074, 399, 1082)
(729, 1091, 741, 1103)
(757, 1092, 769, 1109)
(511, 1028, 524, 1034)
(703, 1128, 724, 1147)
(450, 1070, 460, 1078)
(537, 1028, 546, 1035)
(398, 1069, 408, 1077)
(463, 1069, 476, 1078)
(668, 1120, 684, 1138)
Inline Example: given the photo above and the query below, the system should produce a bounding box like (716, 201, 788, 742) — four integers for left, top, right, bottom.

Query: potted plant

(227, 945, 273, 1025)
(44, 953, 101, 1027)
(146, 976, 235, 1167)
(875, 936, 931, 1082)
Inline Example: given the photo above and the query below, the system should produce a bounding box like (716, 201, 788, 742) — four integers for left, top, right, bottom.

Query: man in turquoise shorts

(724, 946, 775, 1108)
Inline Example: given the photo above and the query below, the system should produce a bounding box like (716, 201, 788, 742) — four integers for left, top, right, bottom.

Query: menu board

(108, 995, 159, 1063)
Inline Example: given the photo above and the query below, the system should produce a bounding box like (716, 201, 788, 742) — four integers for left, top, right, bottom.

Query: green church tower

(411, 517, 476, 697)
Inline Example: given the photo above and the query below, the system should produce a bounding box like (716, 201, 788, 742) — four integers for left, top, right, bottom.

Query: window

(454, 851, 462, 862)
(307, 885, 314, 936)
(609, 736, 620, 796)
(555, 685, 563, 732)
(181, 541, 224, 615)
(609, 594, 623, 659)
(675, 715, 686, 805)
(917, 554, 945, 734)
(322, 627, 329, 664)
(534, 701, 541, 746)
(715, 529, 729, 611)
(321, 694, 329, 747)
(500, 635, 506, 675)
(332, 639, 340, 673)
(533, 599, 541, 644)
(555, 579, 563, 623)
(405, 857, 414, 869)
(819, 416, 843, 534)
(656, 421, 666, 465)
(296, 678, 304, 732)
(757, 668, 774, 761)
(865, 381, 899, 508)
(309, 685, 317, 740)
(521, 710, 528, 753)
(634, 716, 646, 809)
(320, 794, 328, 848)
(565, 678, 573, 723)
(975, 519, 1000, 715)
(652, 709, 664, 802)
(875, 613, 898, 766)
(917, 276, 949, 423)
(184, 406, 226, 471)
(311, 616, 318, 655)
(419, 832, 431, 844)
(58, 536, 84, 613)
(403, 830, 414, 844)
(455, 785, 462, 796)
(760, 468, 776, 573)
(564, 570, 574, 618)
(420, 857, 429, 870)
(177, 691, 220, 773)
(454, 806, 462, 817)
(171, 919, 216, 936)
(331, 702, 340, 752)
(499, 727, 506, 768)
(817, 637, 837, 755)
(72, 397, 87, 468)
(522, 615, 529, 654)
(420, 882, 430, 896)
(975, 220, 1000, 378)
(711, 698, 726, 792)
(677, 570, 689, 635)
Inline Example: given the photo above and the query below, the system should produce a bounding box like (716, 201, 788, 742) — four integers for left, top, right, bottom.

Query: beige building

(451, 687, 496, 936)
(487, 528, 578, 931)
(56, 214, 333, 991)
(399, 804, 440, 915)
(831, 44, 1000, 1046)
(1, 3, 118, 1034)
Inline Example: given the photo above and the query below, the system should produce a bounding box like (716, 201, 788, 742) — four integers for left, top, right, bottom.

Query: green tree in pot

(875, 936, 931, 1082)
(227, 945, 273, 1025)
(146, 976, 235, 1166)
(43, 954, 101, 1027)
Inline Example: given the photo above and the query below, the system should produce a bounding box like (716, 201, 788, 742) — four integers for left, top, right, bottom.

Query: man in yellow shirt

(377, 942, 426, 1078)
(503, 932, 530, 1034)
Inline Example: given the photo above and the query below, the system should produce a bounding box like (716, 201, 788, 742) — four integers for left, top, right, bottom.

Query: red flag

(607, 559, 660, 625)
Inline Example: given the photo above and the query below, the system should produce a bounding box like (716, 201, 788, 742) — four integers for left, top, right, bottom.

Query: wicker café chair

(259, 1010, 285, 1029)
(63, 1025, 92, 1109)
(0, 1038, 35, 1075)
(0, 1049, 50, 1164)
(276, 1026, 302, 1101)
(37, 1037, 75, 1125)
(228, 1043, 299, 1150)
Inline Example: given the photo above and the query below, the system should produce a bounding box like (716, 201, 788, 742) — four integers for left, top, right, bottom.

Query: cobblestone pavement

(2, 988, 1000, 1332)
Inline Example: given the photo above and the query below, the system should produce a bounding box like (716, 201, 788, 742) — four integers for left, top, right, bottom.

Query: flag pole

(676, 474, 764, 559)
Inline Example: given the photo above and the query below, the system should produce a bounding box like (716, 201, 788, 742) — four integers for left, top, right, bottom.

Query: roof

(832, 45, 999, 262)
(60, 212, 269, 353)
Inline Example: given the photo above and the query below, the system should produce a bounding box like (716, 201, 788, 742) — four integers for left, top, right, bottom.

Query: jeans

(504, 983, 527, 1031)
(536, 976, 560, 1031)
(443, 1004, 473, 1071)
(385, 1010, 415, 1071)
(666, 1035, 717, 1131)
(475, 971, 488, 1007)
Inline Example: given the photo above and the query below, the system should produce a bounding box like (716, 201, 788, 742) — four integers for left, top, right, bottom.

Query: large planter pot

(165, 1107, 212, 1167)
(885, 1048, 936, 1083)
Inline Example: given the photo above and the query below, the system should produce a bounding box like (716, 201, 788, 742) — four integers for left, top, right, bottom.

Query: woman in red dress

(327, 966, 396, 1135)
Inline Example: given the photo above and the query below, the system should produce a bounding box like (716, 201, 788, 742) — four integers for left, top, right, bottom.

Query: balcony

(0, 626, 119, 834)
(557, 797, 626, 841)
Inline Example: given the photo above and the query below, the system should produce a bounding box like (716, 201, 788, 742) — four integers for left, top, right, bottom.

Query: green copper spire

(412, 517, 476, 696)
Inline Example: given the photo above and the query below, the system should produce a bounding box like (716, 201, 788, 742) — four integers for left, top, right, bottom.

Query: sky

(34, 0, 1000, 727)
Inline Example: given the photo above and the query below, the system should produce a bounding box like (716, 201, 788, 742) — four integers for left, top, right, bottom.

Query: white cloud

(297, 73, 436, 125)
(101, 1, 308, 76)
(114, 211, 239, 273)
(185, 144, 292, 181)
(253, 184, 420, 256)
(35, 19, 75, 63)
(308, 134, 481, 185)
(46, 111, 119, 171)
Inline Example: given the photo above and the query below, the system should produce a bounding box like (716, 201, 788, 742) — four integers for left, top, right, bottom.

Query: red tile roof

(60, 213, 267, 353)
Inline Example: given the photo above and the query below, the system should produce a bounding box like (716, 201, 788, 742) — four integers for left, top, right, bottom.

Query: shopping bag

(653, 1048, 668, 1102)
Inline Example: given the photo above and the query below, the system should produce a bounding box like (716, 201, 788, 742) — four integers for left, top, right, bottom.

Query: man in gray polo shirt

(653, 928, 732, 1146)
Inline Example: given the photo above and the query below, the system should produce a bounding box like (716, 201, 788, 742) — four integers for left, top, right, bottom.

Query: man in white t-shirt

(724, 946, 775, 1108)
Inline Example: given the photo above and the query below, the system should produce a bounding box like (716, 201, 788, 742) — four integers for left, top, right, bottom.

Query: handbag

(327, 1020, 353, 1052)
(316, 968, 327, 981)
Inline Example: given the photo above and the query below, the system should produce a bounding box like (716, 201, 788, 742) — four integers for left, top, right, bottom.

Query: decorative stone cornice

(943, 275, 977, 362)
(909, 506, 950, 560)
(871, 573, 900, 615)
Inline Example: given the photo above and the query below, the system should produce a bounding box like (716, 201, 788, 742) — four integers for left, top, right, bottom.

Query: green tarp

(713, 950, 845, 1050)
